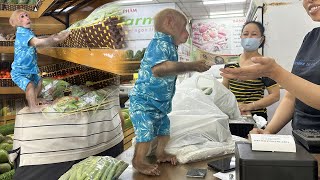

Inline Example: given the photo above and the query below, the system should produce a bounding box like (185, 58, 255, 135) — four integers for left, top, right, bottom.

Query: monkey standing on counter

(9, 9, 70, 112)
(128, 8, 211, 176)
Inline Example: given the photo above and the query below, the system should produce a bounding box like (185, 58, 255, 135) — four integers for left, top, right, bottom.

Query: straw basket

(3, 0, 43, 11)
(41, 65, 93, 79)
(60, 16, 125, 49)
(0, 41, 14, 46)
(0, 79, 15, 87)
(63, 69, 120, 89)
(4, 3, 36, 11)
(39, 61, 79, 73)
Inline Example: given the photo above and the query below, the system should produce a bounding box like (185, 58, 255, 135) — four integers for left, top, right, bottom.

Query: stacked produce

(0, 0, 39, 11)
(0, 97, 25, 117)
(40, 78, 70, 101)
(0, 62, 14, 87)
(125, 48, 146, 61)
(40, 78, 119, 116)
(59, 156, 128, 180)
(121, 109, 132, 130)
(0, 123, 15, 180)
(62, 4, 125, 49)
(1, 0, 37, 5)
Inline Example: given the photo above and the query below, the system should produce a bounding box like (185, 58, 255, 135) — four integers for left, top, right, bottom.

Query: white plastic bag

(177, 72, 241, 120)
(163, 73, 244, 163)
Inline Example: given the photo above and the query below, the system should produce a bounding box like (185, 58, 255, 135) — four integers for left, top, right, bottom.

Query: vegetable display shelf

(123, 127, 135, 150)
(0, 47, 14, 53)
(0, 87, 23, 94)
(0, 115, 15, 125)
(0, 0, 55, 18)
(37, 48, 141, 76)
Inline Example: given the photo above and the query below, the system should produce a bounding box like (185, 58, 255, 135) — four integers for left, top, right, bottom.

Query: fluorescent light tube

(210, 13, 244, 18)
(118, 0, 153, 3)
(210, 10, 243, 16)
(203, 0, 246, 5)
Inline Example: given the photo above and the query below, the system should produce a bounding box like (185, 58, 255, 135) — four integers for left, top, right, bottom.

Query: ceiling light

(118, 0, 153, 3)
(210, 10, 243, 16)
(210, 13, 244, 18)
(203, 0, 246, 5)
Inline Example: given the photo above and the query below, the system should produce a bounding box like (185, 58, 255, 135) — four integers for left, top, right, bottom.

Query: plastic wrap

(72, 3, 121, 28)
(42, 87, 119, 116)
(40, 78, 70, 101)
(59, 156, 129, 180)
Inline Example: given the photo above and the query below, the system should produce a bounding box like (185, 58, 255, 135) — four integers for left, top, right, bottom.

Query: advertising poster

(191, 17, 246, 55)
(121, 3, 175, 41)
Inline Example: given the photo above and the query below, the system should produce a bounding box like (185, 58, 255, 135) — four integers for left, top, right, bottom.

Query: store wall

(121, 3, 176, 53)
(263, 0, 318, 71)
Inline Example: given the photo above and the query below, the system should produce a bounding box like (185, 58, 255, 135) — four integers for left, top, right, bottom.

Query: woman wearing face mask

(222, 21, 280, 120)
(220, 0, 320, 134)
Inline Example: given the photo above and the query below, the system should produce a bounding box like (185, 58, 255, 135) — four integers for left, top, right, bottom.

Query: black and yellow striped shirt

(227, 63, 278, 117)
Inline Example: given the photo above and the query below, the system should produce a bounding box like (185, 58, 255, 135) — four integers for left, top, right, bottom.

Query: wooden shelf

(0, 46, 14, 53)
(0, 0, 55, 18)
(0, 115, 15, 121)
(0, 87, 23, 94)
(122, 60, 141, 64)
(37, 47, 140, 75)
(0, 10, 37, 18)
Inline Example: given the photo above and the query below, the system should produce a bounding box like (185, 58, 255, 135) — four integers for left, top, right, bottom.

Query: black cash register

(292, 129, 320, 153)
(235, 142, 318, 180)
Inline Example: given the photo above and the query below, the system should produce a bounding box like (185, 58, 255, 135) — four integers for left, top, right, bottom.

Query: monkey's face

(18, 12, 31, 28)
(172, 19, 189, 46)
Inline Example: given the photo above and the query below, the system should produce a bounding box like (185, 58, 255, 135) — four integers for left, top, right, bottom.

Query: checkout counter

(117, 146, 320, 180)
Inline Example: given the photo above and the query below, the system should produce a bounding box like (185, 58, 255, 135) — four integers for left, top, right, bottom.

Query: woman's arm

(238, 85, 280, 112)
(250, 91, 295, 134)
(220, 56, 320, 110)
(271, 65, 320, 110)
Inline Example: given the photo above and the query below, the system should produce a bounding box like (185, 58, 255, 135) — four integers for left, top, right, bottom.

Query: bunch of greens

(40, 78, 70, 101)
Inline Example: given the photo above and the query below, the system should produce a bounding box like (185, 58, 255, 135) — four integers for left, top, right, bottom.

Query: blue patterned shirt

(129, 32, 178, 113)
(11, 27, 38, 74)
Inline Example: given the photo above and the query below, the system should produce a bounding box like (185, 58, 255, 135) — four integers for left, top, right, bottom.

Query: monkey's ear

(9, 18, 16, 27)
(9, 15, 19, 27)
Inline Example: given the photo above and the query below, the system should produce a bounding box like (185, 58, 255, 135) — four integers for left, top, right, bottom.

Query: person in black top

(222, 21, 280, 120)
(220, 0, 320, 134)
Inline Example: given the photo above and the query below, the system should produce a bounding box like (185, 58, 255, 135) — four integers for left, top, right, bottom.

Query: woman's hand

(249, 128, 272, 134)
(220, 57, 280, 80)
(238, 103, 254, 112)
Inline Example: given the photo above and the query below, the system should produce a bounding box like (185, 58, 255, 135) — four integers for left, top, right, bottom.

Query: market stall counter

(117, 147, 320, 180)
(117, 147, 232, 180)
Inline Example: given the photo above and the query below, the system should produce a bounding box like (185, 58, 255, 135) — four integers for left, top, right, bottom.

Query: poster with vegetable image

(192, 17, 246, 55)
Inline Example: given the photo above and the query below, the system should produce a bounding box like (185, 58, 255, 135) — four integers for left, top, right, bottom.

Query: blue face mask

(241, 38, 261, 52)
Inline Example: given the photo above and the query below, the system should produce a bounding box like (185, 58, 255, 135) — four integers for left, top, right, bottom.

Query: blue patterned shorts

(129, 96, 170, 143)
(11, 71, 41, 91)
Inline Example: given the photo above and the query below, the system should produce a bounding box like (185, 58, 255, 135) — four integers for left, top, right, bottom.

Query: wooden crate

(123, 127, 135, 150)
(0, 94, 26, 125)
